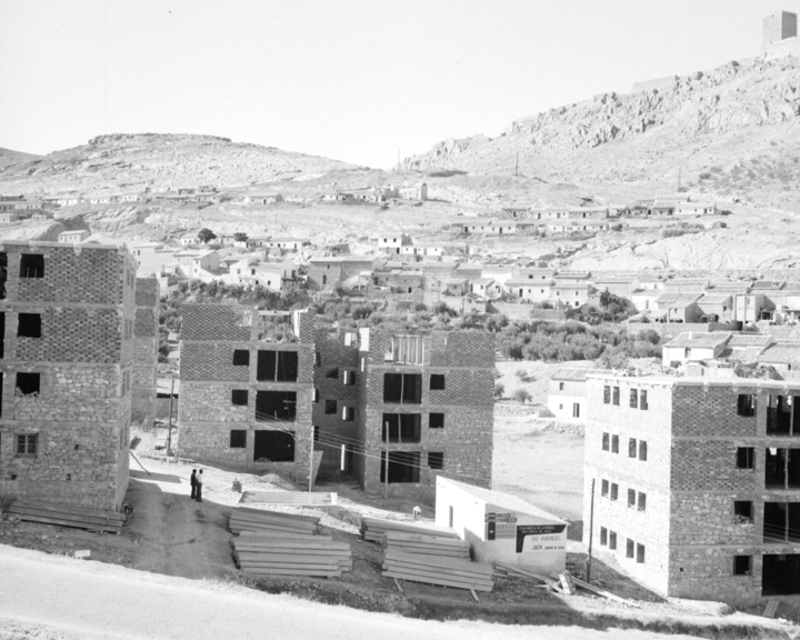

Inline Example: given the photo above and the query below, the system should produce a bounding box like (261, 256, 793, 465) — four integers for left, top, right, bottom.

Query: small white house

(435, 477, 568, 575)
(57, 229, 91, 244)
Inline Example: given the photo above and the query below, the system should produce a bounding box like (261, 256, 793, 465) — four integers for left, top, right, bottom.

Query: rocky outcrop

(404, 56, 800, 174)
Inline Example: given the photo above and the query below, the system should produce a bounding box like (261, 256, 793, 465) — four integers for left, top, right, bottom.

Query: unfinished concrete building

(0, 240, 137, 510)
(311, 328, 494, 499)
(131, 277, 159, 423)
(584, 373, 800, 604)
(179, 305, 315, 479)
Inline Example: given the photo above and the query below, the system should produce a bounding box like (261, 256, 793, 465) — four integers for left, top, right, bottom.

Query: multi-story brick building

(179, 305, 315, 479)
(131, 277, 159, 423)
(182, 311, 495, 500)
(584, 373, 800, 604)
(0, 240, 137, 511)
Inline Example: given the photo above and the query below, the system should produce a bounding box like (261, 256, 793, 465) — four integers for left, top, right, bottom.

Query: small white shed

(435, 477, 568, 575)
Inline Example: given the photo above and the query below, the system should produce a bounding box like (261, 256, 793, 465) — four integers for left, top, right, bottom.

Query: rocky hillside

(404, 55, 800, 209)
(0, 133, 358, 195)
(0, 147, 40, 170)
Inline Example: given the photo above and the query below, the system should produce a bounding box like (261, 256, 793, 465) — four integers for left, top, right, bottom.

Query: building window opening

(733, 555, 751, 576)
(763, 554, 800, 596)
(380, 450, 420, 483)
(611, 435, 619, 454)
(256, 350, 298, 382)
(638, 492, 646, 512)
(600, 527, 607, 545)
(16, 372, 40, 396)
(17, 313, 41, 338)
(639, 441, 648, 461)
(763, 502, 800, 543)
(640, 389, 648, 410)
(601, 479, 609, 497)
(255, 390, 297, 422)
(765, 448, 800, 489)
(343, 370, 356, 386)
(253, 429, 295, 462)
(603, 386, 610, 404)
(609, 531, 617, 550)
(430, 374, 445, 390)
(628, 438, 637, 458)
(16, 433, 37, 456)
(612, 386, 620, 405)
(326, 367, 339, 380)
(325, 399, 336, 415)
(627, 489, 636, 508)
(429, 412, 444, 429)
(626, 539, 635, 558)
(636, 543, 645, 563)
(737, 393, 756, 417)
(610, 483, 618, 501)
(230, 430, 247, 448)
(629, 389, 638, 409)
(428, 452, 444, 470)
(602, 432, 609, 451)
(734, 500, 753, 524)
(20, 254, 44, 278)
(383, 373, 422, 404)
(382, 413, 421, 443)
(736, 447, 755, 469)
(232, 350, 249, 366)
(231, 389, 248, 406)
(767, 394, 792, 435)
(342, 406, 354, 422)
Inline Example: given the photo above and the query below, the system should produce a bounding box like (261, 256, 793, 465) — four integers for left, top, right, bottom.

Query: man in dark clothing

(190, 469, 197, 499)
(196, 469, 203, 502)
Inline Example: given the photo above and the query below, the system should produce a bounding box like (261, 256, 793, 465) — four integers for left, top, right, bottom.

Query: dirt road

(0, 545, 704, 640)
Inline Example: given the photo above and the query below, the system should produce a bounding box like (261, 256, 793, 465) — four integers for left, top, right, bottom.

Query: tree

(197, 228, 217, 244)
(233, 232, 248, 243)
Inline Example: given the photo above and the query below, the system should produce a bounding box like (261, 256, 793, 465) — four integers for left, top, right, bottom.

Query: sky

(0, 0, 796, 168)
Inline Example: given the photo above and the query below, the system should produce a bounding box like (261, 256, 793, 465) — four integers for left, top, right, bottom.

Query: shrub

(515, 369, 534, 382)
(513, 389, 531, 404)
(494, 383, 505, 399)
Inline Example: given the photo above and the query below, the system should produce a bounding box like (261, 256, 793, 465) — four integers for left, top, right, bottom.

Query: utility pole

(166, 372, 175, 456)
(587, 477, 596, 583)
(383, 422, 389, 500)
(308, 427, 314, 492)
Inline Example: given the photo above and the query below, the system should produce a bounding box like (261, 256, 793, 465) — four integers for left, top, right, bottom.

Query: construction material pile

(381, 530, 471, 559)
(7, 500, 125, 534)
(230, 507, 352, 578)
(382, 549, 494, 593)
(359, 516, 460, 543)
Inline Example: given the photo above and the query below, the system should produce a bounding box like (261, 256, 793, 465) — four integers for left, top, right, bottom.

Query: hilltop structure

(0, 241, 137, 511)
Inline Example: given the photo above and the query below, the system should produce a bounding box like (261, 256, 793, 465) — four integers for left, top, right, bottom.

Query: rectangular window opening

(640, 389, 648, 410)
(380, 450, 421, 483)
(428, 451, 444, 470)
(429, 412, 445, 429)
(230, 430, 247, 448)
(626, 539, 635, 558)
(257, 350, 298, 382)
(629, 389, 638, 409)
(610, 483, 619, 501)
(611, 435, 619, 454)
(734, 500, 753, 524)
(601, 479, 609, 497)
(609, 531, 617, 550)
(20, 254, 44, 278)
(628, 438, 637, 458)
(232, 349, 249, 366)
(382, 413, 421, 443)
(602, 432, 609, 451)
(17, 313, 41, 338)
(636, 543, 645, 564)
(383, 372, 422, 404)
(612, 386, 620, 406)
(639, 441, 648, 461)
(600, 527, 607, 546)
(325, 399, 336, 415)
(737, 393, 756, 418)
(638, 492, 647, 512)
(737, 447, 755, 470)
(16, 433, 37, 456)
(733, 555, 751, 576)
(16, 372, 40, 396)
(603, 385, 610, 404)
(255, 390, 297, 422)
(430, 374, 445, 390)
(627, 488, 636, 507)
(231, 389, 248, 406)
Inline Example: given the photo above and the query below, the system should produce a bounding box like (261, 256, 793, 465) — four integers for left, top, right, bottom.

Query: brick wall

(0, 241, 135, 512)
(182, 305, 250, 341)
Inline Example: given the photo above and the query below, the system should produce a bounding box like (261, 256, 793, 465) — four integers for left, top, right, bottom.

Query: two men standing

(190, 469, 203, 502)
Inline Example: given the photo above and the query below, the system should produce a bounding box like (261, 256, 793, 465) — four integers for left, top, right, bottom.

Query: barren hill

(0, 133, 358, 195)
(404, 55, 800, 210)
(0, 146, 40, 171)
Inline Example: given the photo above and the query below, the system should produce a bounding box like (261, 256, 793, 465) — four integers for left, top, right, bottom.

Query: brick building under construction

(584, 372, 800, 604)
(179, 305, 494, 498)
(0, 240, 138, 511)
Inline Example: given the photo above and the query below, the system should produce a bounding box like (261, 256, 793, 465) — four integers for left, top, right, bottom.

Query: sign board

(516, 524, 567, 553)
(485, 511, 517, 540)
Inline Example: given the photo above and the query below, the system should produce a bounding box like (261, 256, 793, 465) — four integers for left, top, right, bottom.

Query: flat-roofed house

(244, 193, 284, 205)
(696, 292, 734, 323)
(593, 276, 638, 300)
(505, 279, 551, 302)
(662, 332, 731, 364)
(548, 368, 593, 420)
(307, 256, 376, 291)
(552, 282, 592, 308)
(653, 292, 702, 323)
(675, 202, 717, 216)
(57, 229, 91, 244)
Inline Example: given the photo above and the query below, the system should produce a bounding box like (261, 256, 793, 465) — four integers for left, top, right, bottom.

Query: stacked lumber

(360, 517, 459, 543)
(7, 501, 125, 534)
(229, 506, 320, 536)
(239, 491, 338, 506)
(381, 531, 470, 559)
(382, 549, 493, 593)
(232, 534, 352, 578)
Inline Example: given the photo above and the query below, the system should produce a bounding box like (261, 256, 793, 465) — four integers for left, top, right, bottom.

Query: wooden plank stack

(360, 516, 460, 543)
(7, 501, 125, 534)
(382, 549, 493, 593)
(229, 506, 321, 536)
(232, 533, 352, 578)
(381, 531, 471, 559)
(238, 491, 338, 507)
(229, 507, 352, 578)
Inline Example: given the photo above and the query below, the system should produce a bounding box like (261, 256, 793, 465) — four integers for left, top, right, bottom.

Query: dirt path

(0, 545, 707, 640)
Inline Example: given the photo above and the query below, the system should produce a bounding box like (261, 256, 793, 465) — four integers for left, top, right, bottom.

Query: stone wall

(0, 241, 135, 512)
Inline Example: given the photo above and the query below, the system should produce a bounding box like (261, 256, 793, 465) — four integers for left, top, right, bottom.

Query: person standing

(196, 469, 203, 503)
(190, 469, 197, 500)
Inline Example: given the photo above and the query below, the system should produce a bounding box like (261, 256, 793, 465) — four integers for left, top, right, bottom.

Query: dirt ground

(1, 420, 798, 639)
